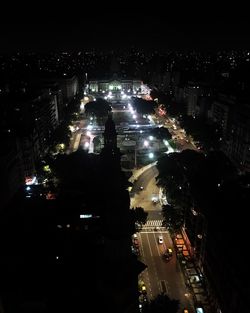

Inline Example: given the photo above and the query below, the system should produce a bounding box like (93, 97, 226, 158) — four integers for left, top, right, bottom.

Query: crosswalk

(142, 219, 164, 228)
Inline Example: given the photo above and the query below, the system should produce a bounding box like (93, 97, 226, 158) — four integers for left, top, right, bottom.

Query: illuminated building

(89, 74, 142, 98)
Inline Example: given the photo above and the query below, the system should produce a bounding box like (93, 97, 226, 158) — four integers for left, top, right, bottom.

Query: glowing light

(25, 176, 37, 185)
(80, 214, 92, 218)
(192, 209, 198, 216)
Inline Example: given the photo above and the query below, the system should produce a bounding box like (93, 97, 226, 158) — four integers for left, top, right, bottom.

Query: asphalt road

(138, 230, 194, 312)
(71, 103, 195, 312)
(131, 166, 161, 211)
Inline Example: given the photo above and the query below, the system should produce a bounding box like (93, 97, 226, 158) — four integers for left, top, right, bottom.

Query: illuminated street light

(144, 140, 149, 147)
(149, 136, 154, 141)
(149, 152, 154, 159)
(192, 209, 198, 216)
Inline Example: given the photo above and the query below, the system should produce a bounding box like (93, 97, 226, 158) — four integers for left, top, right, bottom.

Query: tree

(143, 293, 179, 313)
(131, 207, 148, 231)
(84, 98, 112, 119)
(131, 97, 157, 115)
(162, 204, 184, 232)
(156, 153, 183, 190)
(150, 127, 172, 141)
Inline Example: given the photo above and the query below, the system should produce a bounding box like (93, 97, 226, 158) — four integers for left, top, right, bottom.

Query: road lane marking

(146, 232, 153, 257)
(153, 232, 162, 257)
(138, 232, 145, 257)
(140, 230, 168, 234)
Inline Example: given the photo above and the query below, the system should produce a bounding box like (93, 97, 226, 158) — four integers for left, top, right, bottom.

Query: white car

(158, 235, 163, 244)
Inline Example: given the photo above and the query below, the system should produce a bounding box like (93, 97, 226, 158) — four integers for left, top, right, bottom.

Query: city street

(130, 165, 160, 211)
(131, 165, 195, 312)
(138, 230, 194, 312)
(70, 95, 196, 312)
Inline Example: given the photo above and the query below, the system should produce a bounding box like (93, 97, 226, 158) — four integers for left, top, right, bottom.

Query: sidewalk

(128, 162, 157, 183)
(171, 231, 211, 313)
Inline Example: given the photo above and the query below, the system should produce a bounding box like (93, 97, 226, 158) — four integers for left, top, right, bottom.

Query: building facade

(89, 76, 142, 95)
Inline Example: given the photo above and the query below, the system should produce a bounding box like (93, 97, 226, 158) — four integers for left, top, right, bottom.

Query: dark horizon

(1, 18, 250, 53)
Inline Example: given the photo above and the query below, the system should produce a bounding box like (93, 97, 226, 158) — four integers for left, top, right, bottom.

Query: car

(163, 252, 171, 261)
(133, 238, 139, 247)
(166, 248, 173, 256)
(163, 248, 173, 261)
(141, 285, 147, 294)
(158, 235, 163, 244)
(152, 196, 158, 204)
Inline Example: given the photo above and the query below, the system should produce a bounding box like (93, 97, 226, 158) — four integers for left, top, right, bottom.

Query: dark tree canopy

(150, 126, 172, 141)
(131, 97, 157, 115)
(85, 98, 112, 117)
(162, 204, 184, 231)
(131, 206, 148, 231)
(143, 293, 179, 313)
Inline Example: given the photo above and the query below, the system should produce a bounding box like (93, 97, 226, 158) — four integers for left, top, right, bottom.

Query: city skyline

(1, 18, 250, 312)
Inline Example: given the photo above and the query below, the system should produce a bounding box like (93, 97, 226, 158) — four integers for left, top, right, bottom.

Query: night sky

(1, 10, 250, 52)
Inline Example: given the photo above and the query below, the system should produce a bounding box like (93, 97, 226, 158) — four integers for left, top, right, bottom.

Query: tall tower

(99, 113, 146, 313)
(103, 113, 117, 151)
(101, 113, 121, 169)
